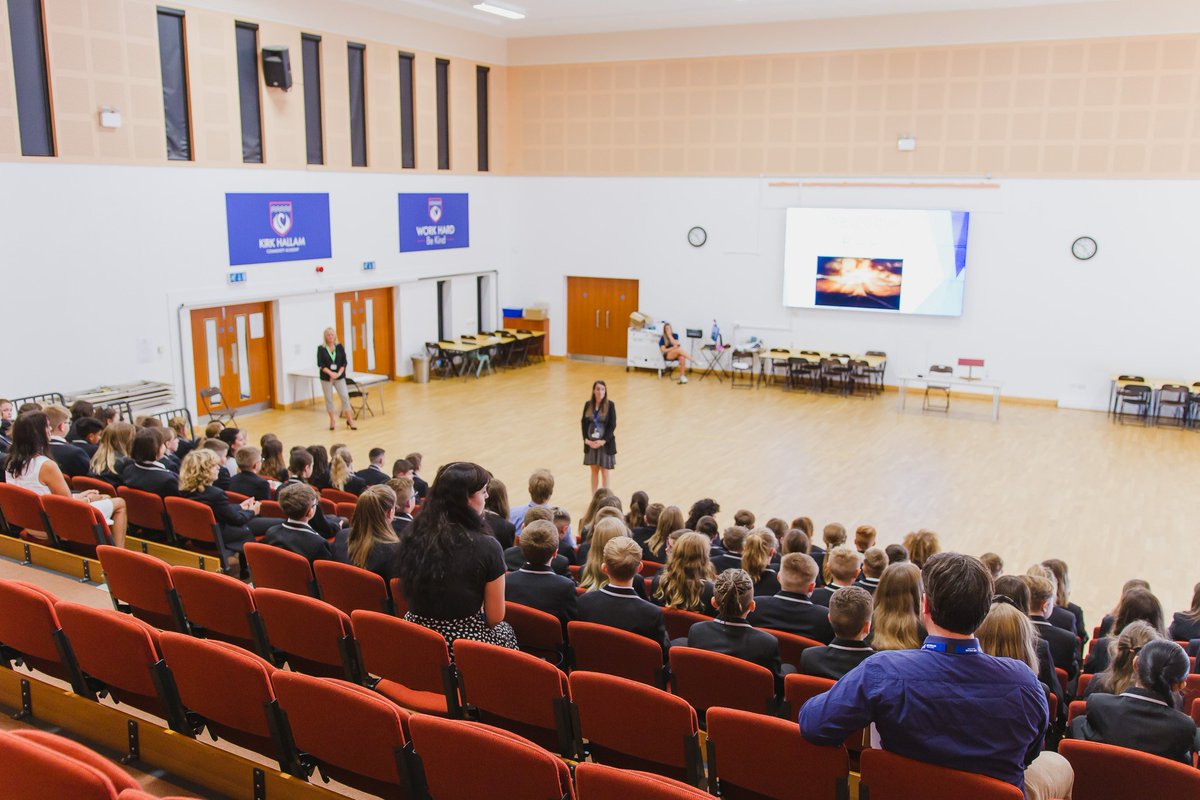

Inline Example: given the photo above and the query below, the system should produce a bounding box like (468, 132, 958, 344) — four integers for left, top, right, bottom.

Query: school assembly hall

(0, 0, 1199, 798)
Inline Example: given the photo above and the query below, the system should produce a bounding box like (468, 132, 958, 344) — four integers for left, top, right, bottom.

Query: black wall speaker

(262, 46, 292, 90)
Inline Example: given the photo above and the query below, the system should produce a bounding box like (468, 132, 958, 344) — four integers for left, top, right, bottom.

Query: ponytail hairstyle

(741, 529, 775, 583)
(1179, 582, 1200, 624)
(1134, 638, 1190, 706)
(348, 485, 398, 569)
(653, 532, 715, 612)
(1096, 620, 1161, 697)
(625, 490, 649, 528)
(713, 568, 754, 621)
(260, 436, 286, 480)
(580, 517, 631, 590)
(646, 505, 685, 560)
(329, 449, 353, 491)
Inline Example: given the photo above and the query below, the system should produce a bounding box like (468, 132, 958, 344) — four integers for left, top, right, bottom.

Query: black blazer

(577, 585, 668, 654)
(214, 465, 232, 491)
(505, 564, 579, 630)
(229, 471, 272, 501)
(687, 619, 783, 676)
(361, 541, 401, 583)
(1068, 602, 1087, 644)
(120, 461, 179, 497)
(504, 546, 569, 576)
(317, 344, 348, 381)
(412, 474, 429, 500)
(50, 438, 91, 478)
(1083, 635, 1115, 675)
(1048, 605, 1077, 636)
(263, 521, 340, 564)
(1032, 616, 1079, 679)
(711, 552, 743, 574)
(1168, 612, 1200, 642)
(356, 465, 390, 487)
(800, 639, 875, 681)
(90, 457, 130, 489)
(391, 514, 413, 537)
(1071, 688, 1200, 763)
(853, 576, 880, 595)
(333, 474, 368, 497)
(580, 401, 617, 456)
(648, 574, 716, 616)
(811, 583, 856, 608)
(182, 485, 253, 528)
(748, 592, 834, 644)
(484, 511, 516, 550)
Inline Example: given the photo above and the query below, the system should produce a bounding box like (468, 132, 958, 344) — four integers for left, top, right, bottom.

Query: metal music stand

(958, 357, 984, 381)
(686, 328, 702, 361)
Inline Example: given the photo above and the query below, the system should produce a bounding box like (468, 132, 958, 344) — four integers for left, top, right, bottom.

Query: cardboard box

(523, 307, 547, 320)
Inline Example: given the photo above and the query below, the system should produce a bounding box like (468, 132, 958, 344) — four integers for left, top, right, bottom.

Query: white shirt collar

(713, 619, 752, 628)
(1120, 691, 1169, 707)
(599, 585, 639, 598)
(774, 594, 813, 605)
(282, 520, 320, 536)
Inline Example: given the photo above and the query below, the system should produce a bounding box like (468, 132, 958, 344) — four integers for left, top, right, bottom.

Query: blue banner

(225, 192, 332, 266)
(399, 193, 469, 252)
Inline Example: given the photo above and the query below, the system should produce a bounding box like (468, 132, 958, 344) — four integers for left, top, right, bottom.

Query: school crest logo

(428, 197, 443, 223)
(269, 201, 293, 236)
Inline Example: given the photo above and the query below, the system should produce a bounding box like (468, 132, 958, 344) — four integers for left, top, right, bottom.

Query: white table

(288, 368, 390, 413)
(897, 374, 1002, 421)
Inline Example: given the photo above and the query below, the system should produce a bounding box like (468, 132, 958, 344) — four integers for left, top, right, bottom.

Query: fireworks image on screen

(814, 257, 903, 311)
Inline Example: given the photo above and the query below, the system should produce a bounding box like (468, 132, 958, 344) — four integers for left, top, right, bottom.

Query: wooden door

(190, 303, 275, 413)
(567, 277, 639, 358)
(335, 288, 394, 377)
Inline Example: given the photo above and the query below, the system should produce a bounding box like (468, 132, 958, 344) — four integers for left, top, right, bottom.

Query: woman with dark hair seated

(1071, 639, 1199, 763)
(121, 428, 179, 497)
(179, 449, 281, 572)
(684, 497, 719, 531)
(394, 461, 518, 652)
(1084, 588, 1167, 674)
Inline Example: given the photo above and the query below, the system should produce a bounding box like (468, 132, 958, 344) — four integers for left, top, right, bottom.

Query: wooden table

(287, 369, 389, 411)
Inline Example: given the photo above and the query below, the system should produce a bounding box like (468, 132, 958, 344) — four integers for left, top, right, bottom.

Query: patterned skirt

(404, 610, 520, 655)
(583, 447, 616, 469)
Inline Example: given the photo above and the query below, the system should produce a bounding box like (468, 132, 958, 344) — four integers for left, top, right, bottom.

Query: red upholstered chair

(762, 627, 823, 668)
(454, 639, 578, 757)
(313, 560, 393, 615)
(259, 500, 285, 520)
(858, 748, 1023, 799)
(669, 646, 777, 721)
(0, 483, 53, 541)
(706, 706, 849, 800)
(388, 577, 410, 616)
(1055, 666, 1069, 694)
(784, 672, 835, 714)
(169, 566, 272, 659)
(1076, 673, 1092, 695)
(1182, 673, 1200, 716)
(662, 607, 710, 641)
(97, 545, 189, 632)
(243, 541, 319, 597)
(157, 632, 302, 776)
(639, 560, 665, 577)
(321, 488, 358, 504)
(1061, 739, 1200, 799)
(351, 610, 462, 717)
(253, 587, 359, 681)
(117, 791, 202, 800)
(505, 601, 565, 664)
(55, 602, 179, 723)
(0, 580, 89, 695)
(408, 716, 576, 800)
(567, 620, 666, 688)
(42, 495, 112, 554)
(575, 763, 709, 799)
(225, 491, 250, 504)
(319, 498, 336, 516)
(1067, 700, 1087, 725)
(164, 497, 230, 564)
(72, 476, 118, 496)
(568, 671, 704, 787)
(0, 730, 138, 800)
(116, 487, 171, 537)
(335, 501, 356, 521)
(272, 671, 418, 799)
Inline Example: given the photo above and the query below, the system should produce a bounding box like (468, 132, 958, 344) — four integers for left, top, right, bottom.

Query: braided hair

(713, 568, 754, 621)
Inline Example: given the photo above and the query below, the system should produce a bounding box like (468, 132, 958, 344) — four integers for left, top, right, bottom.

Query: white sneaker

(679, 375, 688, 384)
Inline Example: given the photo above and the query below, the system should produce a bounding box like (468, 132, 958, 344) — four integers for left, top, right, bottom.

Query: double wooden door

(335, 288, 394, 377)
(567, 277, 639, 358)
(190, 302, 275, 412)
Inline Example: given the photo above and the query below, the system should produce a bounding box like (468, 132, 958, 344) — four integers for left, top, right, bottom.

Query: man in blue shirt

(799, 552, 1073, 800)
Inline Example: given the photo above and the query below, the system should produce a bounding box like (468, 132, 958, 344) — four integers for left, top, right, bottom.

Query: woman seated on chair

(120, 428, 180, 498)
(5, 411, 128, 548)
(88, 421, 135, 488)
(658, 323, 692, 384)
(179, 448, 282, 568)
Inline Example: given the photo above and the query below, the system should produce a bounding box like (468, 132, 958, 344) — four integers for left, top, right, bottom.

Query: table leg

(992, 389, 1000, 421)
(898, 381, 907, 413)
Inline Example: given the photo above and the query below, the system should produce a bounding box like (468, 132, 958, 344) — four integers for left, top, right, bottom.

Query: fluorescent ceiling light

(473, 2, 525, 20)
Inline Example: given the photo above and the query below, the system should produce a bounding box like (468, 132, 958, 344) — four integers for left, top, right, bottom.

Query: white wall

(0, 162, 510, 408)
(505, 176, 1200, 410)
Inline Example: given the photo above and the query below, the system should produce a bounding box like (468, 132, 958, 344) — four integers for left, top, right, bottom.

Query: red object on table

(957, 358, 985, 367)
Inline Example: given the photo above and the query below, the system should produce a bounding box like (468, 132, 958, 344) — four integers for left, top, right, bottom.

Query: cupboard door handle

(595, 310, 600, 328)
(605, 310, 610, 328)
(218, 347, 225, 377)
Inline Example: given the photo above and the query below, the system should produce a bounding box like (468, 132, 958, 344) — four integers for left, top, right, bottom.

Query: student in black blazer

(748, 553, 835, 644)
(853, 547, 887, 595)
(1071, 640, 1199, 763)
(68, 417, 104, 460)
(504, 520, 578, 631)
(387, 477, 416, 537)
(810, 546, 863, 608)
(263, 484, 347, 564)
(711, 526, 748, 574)
(800, 586, 876, 680)
(687, 569, 786, 682)
(46, 406, 91, 478)
(345, 486, 401, 582)
(179, 450, 281, 571)
(356, 448, 390, 487)
(228, 446, 274, 501)
(121, 429, 179, 497)
(1168, 584, 1200, 642)
(576, 536, 669, 654)
(318, 328, 357, 431)
(1028, 576, 1080, 680)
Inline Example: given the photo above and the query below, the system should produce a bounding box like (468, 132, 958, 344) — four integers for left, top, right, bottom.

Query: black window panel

(234, 22, 263, 163)
(476, 276, 484, 334)
(301, 34, 323, 165)
(476, 66, 489, 172)
(156, 7, 191, 160)
(7, 0, 54, 156)
(435, 58, 450, 170)
(348, 43, 367, 167)
(399, 52, 415, 169)
(437, 281, 447, 341)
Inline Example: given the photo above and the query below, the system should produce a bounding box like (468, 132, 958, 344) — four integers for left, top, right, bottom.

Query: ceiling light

(473, 2, 525, 20)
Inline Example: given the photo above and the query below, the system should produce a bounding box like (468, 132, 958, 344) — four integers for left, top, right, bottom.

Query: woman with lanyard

(581, 379, 616, 494)
(317, 327, 358, 431)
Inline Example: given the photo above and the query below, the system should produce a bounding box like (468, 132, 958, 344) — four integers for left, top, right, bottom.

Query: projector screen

(782, 208, 970, 316)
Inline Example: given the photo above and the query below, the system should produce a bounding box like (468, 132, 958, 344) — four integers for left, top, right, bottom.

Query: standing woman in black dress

(317, 327, 357, 431)
(582, 380, 616, 494)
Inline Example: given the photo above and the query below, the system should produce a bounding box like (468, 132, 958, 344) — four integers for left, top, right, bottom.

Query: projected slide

(783, 208, 970, 317)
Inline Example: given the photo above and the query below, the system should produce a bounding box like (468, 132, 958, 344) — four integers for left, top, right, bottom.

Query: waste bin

(411, 355, 429, 384)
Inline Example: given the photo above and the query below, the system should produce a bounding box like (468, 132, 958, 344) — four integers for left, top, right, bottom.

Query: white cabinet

(627, 328, 668, 375)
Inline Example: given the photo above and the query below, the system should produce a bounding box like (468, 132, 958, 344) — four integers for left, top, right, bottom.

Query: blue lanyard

(592, 410, 601, 428)
(921, 639, 980, 655)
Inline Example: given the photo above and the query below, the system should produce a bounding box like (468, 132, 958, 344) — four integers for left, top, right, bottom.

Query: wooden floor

(241, 359, 1197, 629)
